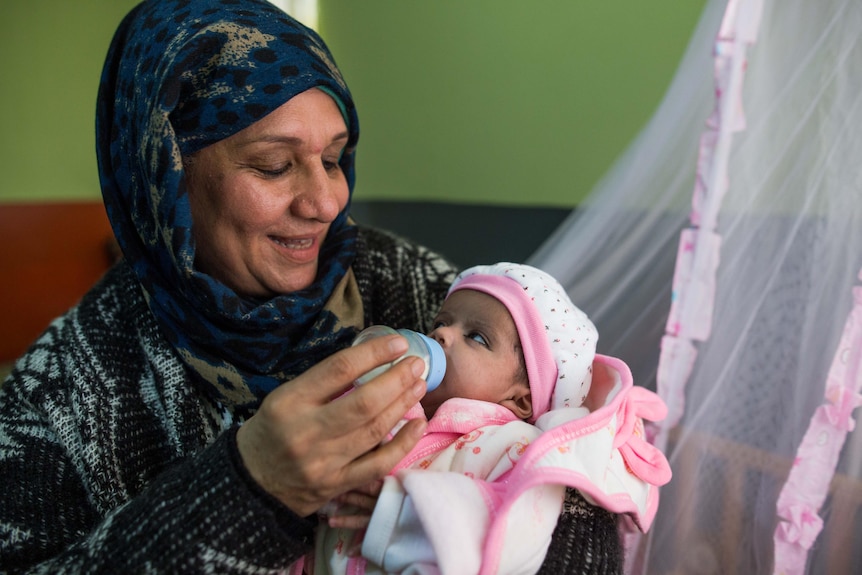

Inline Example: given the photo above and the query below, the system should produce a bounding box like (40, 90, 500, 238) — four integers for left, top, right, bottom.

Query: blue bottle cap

(413, 333, 446, 392)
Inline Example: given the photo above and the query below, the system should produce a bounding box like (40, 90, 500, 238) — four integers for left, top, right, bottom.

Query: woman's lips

(270, 236, 314, 250)
(268, 233, 320, 263)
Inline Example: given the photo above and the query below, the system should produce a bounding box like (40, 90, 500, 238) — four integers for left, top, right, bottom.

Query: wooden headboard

(0, 201, 117, 364)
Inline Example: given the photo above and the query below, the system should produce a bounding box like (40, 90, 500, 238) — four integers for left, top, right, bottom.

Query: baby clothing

(299, 263, 671, 574)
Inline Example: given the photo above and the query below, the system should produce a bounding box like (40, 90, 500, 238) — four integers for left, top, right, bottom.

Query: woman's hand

(236, 334, 427, 517)
(318, 480, 383, 529)
(320, 479, 384, 557)
(320, 479, 383, 530)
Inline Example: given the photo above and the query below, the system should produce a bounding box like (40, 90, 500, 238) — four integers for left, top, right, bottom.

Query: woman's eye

(468, 332, 488, 347)
(257, 163, 291, 177)
(323, 157, 342, 172)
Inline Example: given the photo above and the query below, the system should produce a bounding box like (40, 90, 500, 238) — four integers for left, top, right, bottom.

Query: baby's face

(422, 289, 530, 419)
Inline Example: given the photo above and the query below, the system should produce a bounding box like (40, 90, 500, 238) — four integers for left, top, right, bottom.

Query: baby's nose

(430, 328, 448, 346)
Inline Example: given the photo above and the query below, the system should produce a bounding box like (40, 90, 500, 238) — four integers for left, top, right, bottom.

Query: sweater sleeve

(0, 367, 316, 574)
(536, 488, 624, 575)
(0, 267, 317, 574)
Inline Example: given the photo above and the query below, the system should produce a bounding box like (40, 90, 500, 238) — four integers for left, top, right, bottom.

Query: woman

(0, 0, 623, 572)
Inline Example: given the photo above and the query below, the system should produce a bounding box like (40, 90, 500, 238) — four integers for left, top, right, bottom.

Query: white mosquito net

(528, 0, 862, 573)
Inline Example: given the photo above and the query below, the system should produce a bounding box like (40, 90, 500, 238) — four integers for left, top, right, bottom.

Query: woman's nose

(291, 165, 344, 222)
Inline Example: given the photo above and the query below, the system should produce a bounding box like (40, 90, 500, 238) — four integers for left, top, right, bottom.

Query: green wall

(0, 1, 140, 203)
(0, 1, 705, 207)
(320, 1, 705, 207)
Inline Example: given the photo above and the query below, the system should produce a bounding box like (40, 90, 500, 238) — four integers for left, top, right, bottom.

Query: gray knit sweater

(0, 227, 621, 574)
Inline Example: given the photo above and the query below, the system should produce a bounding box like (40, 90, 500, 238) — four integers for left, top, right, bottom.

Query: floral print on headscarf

(96, 0, 361, 411)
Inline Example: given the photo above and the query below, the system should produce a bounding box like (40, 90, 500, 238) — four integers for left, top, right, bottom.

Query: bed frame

(656, 427, 862, 573)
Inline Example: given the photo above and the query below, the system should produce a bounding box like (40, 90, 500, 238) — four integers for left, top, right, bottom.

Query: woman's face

(422, 289, 531, 419)
(184, 88, 350, 296)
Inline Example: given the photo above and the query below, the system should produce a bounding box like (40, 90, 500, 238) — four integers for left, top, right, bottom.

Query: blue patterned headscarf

(97, 0, 361, 410)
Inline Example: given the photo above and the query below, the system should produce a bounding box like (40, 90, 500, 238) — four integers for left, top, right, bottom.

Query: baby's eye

(431, 320, 445, 330)
(468, 332, 488, 347)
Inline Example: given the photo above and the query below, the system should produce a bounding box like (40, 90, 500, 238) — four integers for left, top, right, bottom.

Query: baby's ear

(504, 386, 533, 421)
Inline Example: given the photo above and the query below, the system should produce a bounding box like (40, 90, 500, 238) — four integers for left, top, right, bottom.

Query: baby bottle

(352, 325, 446, 391)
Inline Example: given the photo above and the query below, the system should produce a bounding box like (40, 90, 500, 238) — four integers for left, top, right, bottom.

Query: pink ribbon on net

(652, 0, 763, 456)
(823, 384, 862, 432)
(775, 503, 824, 549)
(774, 278, 862, 574)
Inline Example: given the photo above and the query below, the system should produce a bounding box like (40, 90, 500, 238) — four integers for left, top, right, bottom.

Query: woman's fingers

(328, 514, 372, 531)
(351, 479, 384, 498)
(348, 416, 426, 478)
(322, 479, 384, 529)
(280, 333, 411, 406)
(327, 357, 427, 442)
(235, 334, 428, 517)
(309, 364, 427, 496)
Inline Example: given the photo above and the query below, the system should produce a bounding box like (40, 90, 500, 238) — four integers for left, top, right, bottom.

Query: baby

(296, 262, 670, 575)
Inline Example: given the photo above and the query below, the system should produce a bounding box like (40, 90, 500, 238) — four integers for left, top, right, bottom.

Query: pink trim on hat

(449, 275, 557, 422)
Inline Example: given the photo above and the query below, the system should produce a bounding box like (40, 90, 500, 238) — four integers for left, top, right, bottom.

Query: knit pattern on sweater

(0, 226, 621, 574)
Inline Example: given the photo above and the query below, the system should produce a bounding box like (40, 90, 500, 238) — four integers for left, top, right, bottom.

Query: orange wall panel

(0, 202, 116, 362)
